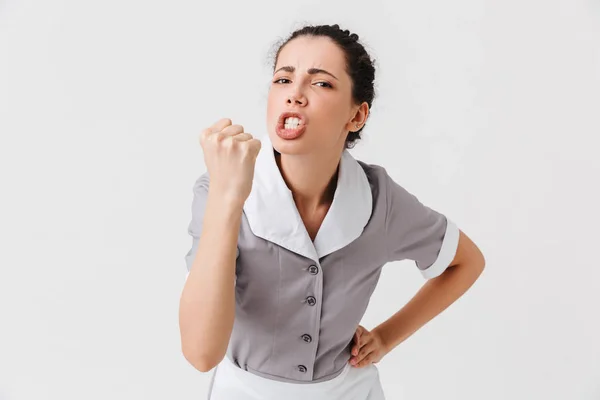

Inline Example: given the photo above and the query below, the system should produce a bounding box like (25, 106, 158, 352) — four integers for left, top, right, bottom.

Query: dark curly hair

(268, 24, 377, 149)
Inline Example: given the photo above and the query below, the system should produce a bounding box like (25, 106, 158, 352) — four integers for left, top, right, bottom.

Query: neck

(275, 147, 343, 214)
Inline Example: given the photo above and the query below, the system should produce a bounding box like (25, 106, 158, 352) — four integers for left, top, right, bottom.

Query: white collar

(243, 134, 373, 261)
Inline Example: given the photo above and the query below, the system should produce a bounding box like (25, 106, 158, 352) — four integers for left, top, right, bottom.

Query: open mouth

(276, 113, 307, 139)
(278, 112, 307, 128)
(276, 112, 306, 140)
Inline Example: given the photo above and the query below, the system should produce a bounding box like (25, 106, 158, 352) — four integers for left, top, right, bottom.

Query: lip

(277, 112, 308, 128)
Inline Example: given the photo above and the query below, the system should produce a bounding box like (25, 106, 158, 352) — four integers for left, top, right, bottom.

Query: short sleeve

(384, 171, 460, 279)
(184, 173, 239, 280)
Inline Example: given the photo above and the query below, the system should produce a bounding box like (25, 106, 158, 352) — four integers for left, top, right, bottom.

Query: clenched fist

(199, 118, 262, 206)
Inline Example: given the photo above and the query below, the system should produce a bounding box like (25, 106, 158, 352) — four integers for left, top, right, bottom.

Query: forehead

(275, 36, 346, 74)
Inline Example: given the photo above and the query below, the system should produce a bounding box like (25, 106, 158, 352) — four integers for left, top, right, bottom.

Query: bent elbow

(182, 346, 223, 373)
(193, 358, 217, 373)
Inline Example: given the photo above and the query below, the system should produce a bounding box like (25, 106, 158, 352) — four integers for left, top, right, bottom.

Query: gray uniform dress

(185, 134, 460, 386)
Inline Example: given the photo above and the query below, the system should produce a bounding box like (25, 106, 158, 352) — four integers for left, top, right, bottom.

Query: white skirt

(207, 355, 385, 400)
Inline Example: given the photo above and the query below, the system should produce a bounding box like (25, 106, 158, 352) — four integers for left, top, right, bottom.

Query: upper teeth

(284, 117, 301, 126)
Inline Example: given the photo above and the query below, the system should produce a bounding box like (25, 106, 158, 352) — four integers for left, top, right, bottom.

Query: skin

(350, 230, 485, 368)
(180, 119, 260, 372)
(268, 35, 486, 369)
(180, 33, 486, 375)
(267, 35, 369, 240)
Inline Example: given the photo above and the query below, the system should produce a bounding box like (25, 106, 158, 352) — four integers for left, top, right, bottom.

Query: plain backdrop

(1, 0, 599, 399)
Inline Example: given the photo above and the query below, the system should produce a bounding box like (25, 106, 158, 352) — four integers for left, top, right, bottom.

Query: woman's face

(267, 35, 362, 156)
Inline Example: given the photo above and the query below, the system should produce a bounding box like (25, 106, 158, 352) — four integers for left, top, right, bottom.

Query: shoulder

(356, 160, 388, 191)
(355, 159, 406, 202)
(355, 159, 433, 229)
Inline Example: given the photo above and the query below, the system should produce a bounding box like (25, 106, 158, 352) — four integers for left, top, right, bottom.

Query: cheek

(312, 102, 347, 130)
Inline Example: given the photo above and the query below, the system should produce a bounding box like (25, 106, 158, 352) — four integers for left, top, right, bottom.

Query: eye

(315, 82, 333, 88)
(273, 78, 290, 84)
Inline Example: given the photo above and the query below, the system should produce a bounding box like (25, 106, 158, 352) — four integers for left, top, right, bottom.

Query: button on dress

(184, 134, 460, 399)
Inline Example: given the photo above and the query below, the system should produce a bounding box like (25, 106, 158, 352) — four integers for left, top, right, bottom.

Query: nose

(287, 91, 306, 106)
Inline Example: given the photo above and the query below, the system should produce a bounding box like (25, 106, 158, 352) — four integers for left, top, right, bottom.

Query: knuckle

(225, 124, 241, 130)
(200, 129, 212, 142)
(222, 135, 234, 146)
(236, 132, 251, 141)
(214, 118, 232, 128)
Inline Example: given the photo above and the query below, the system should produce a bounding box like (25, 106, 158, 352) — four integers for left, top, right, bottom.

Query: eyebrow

(274, 65, 339, 81)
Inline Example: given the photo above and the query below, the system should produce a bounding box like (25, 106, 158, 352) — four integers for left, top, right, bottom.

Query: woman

(180, 24, 486, 400)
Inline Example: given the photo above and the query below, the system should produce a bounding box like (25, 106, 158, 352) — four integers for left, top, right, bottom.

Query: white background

(1, 0, 599, 399)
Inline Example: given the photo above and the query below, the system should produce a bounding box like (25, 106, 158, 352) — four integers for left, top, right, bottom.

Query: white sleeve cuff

(419, 218, 460, 279)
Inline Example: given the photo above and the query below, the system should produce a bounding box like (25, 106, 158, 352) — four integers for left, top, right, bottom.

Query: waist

(209, 355, 382, 399)
(223, 355, 351, 387)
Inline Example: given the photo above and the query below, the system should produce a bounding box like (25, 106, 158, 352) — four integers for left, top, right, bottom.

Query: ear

(347, 102, 370, 132)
